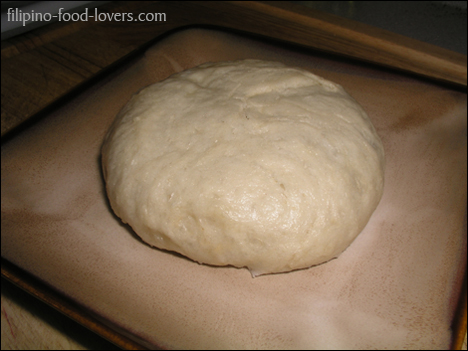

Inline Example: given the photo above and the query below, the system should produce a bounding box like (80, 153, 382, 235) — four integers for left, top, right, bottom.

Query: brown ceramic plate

(1, 27, 467, 349)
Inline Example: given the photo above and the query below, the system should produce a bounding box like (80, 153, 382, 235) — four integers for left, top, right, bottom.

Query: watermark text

(6, 7, 166, 27)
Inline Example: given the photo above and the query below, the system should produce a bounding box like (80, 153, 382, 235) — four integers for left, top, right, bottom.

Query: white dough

(102, 60, 385, 276)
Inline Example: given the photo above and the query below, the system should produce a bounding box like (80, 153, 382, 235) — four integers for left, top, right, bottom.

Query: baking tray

(1, 26, 467, 349)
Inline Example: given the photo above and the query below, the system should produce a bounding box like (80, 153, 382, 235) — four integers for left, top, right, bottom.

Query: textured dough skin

(102, 60, 385, 276)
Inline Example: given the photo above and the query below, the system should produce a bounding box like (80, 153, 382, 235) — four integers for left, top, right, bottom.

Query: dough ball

(102, 60, 385, 276)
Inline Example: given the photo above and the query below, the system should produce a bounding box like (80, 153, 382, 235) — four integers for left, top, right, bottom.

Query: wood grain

(1, 259, 148, 350)
(1, 277, 121, 350)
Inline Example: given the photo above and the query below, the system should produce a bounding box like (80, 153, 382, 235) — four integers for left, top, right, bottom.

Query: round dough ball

(102, 59, 385, 276)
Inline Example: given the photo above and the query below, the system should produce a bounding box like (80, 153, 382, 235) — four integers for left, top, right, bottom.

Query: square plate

(2, 27, 466, 349)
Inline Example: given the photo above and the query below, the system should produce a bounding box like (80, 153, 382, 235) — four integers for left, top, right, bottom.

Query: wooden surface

(1, 277, 121, 350)
(1, 1, 466, 349)
(1, 258, 144, 349)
